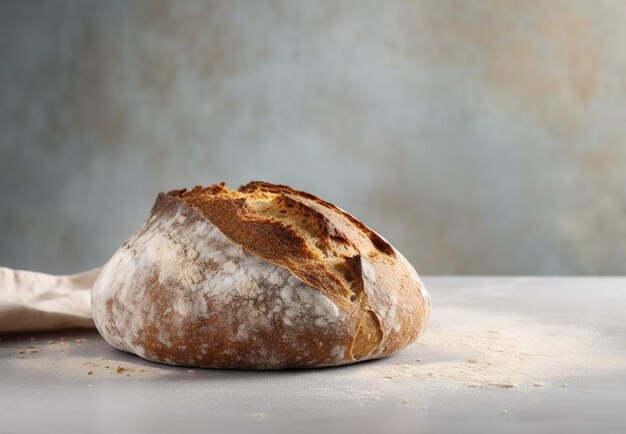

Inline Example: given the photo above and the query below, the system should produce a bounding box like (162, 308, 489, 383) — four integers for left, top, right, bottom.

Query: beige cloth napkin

(0, 266, 100, 333)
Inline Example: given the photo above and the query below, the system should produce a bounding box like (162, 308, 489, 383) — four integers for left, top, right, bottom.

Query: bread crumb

(27, 348, 39, 353)
(465, 358, 478, 364)
(187, 369, 195, 374)
(255, 413, 264, 419)
(502, 410, 508, 415)
(116, 366, 125, 374)
(47, 341, 54, 344)
(13, 354, 169, 379)
(17, 350, 25, 354)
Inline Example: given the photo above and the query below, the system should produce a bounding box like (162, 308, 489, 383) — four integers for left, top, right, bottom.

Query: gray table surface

(1, 277, 626, 434)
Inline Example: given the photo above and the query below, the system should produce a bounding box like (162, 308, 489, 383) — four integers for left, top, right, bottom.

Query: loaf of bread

(91, 182, 430, 369)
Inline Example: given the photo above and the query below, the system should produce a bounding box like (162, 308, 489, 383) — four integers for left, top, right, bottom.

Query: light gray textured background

(1, 0, 625, 275)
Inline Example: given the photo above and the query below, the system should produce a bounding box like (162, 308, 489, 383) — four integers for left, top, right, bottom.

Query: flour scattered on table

(14, 354, 171, 379)
(7, 336, 171, 379)
(354, 307, 626, 389)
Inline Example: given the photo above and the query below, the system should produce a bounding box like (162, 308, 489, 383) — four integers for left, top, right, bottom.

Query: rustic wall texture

(1, 0, 625, 275)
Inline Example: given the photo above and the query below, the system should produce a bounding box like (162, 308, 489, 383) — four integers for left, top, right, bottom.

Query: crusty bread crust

(92, 182, 430, 368)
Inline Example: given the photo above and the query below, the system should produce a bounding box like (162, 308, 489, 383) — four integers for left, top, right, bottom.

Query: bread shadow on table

(3, 328, 408, 383)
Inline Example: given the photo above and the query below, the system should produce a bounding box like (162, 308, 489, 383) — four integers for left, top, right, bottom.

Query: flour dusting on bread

(92, 182, 430, 369)
(93, 197, 348, 368)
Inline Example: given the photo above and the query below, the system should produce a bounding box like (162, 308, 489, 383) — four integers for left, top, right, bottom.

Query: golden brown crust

(167, 181, 430, 361)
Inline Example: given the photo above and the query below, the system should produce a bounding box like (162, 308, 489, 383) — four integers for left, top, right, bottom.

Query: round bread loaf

(91, 181, 431, 369)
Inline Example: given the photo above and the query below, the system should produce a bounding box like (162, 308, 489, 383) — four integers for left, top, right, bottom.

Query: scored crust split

(92, 181, 431, 369)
